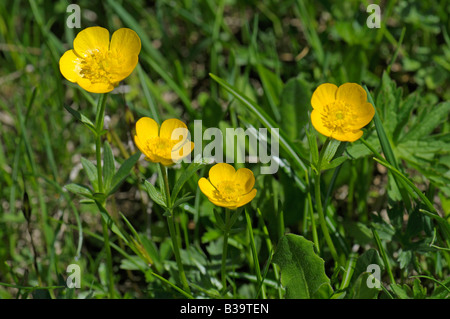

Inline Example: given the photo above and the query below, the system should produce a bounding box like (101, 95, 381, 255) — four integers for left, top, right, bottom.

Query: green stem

(314, 171, 339, 264)
(256, 208, 283, 298)
(221, 209, 231, 293)
(160, 163, 191, 294)
(93, 93, 114, 298)
(245, 208, 266, 299)
(95, 93, 108, 193)
(305, 172, 319, 253)
(315, 137, 340, 265)
(372, 228, 396, 285)
(101, 214, 115, 298)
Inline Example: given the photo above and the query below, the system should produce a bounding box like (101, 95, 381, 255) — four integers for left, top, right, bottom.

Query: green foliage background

(0, 0, 449, 299)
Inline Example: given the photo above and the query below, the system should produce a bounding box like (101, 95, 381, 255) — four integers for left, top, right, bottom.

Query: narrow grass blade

(209, 73, 309, 171)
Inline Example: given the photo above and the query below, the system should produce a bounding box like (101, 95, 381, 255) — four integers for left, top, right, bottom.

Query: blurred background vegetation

(0, 0, 448, 298)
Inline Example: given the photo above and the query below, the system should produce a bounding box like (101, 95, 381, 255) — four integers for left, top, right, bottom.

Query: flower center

(79, 49, 119, 84)
(214, 181, 244, 204)
(145, 137, 177, 160)
(320, 101, 356, 134)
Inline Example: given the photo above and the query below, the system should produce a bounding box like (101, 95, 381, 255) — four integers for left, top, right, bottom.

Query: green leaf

(350, 248, 384, 288)
(63, 104, 96, 135)
(306, 126, 319, 166)
(351, 272, 381, 299)
(172, 194, 195, 210)
(321, 156, 347, 171)
(171, 156, 209, 205)
(213, 208, 226, 231)
(272, 234, 333, 299)
(366, 85, 411, 207)
(279, 77, 311, 141)
(103, 141, 115, 193)
(366, 85, 399, 170)
(80, 157, 98, 192)
(322, 139, 341, 164)
(401, 101, 450, 142)
(108, 151, 141, 195)
(256, 64, 283, 121)
(64, 183, 93, 198)
(390, 283, 412, 299)
(144, 180, 167, 208)
(95, 201, 128, 243)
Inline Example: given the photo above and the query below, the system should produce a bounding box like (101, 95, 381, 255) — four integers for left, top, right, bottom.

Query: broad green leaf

(144, 180, 167, 208)
(108, 151, 141, 195)
(103, 141, 115, 193)
(272, 234, 333, 299)
(390, 283, 412, 299)
(81, 157, 98, 192)
(351, 272, 381, 299)
(350, 248, 384, 288)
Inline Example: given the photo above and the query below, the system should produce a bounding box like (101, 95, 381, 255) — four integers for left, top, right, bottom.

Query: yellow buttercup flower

(59, 26, 141, 93)
(311, 83, 375, 142)
(134, 117, 194, 166)
(198, 163, 257, 209)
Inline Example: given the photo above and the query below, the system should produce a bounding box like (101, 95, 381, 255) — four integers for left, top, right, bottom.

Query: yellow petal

(311, 83, 338, 110)
(135, 117, 159, 142)
(108, 28, 141, 83)
(198, 177, 216, 199)
(204, 195, 240, 209)
(134, 135, 146, 154)
(159, 119, 188, 142)
(77, 77, 115, 93)
(331, 129, 363, 142)
(336, 83, 367, 108)
(234, 168, 255, 193)
(236, 189, 257, 208)
(311, 109, 333, 138)
(109, 54, 139, 83)
(208, 163, 236, 188)
(158, 157, 175, 167)
(171, 141, 194, 162)
(351, 102, 375, 129)
(110, 28, 142, 58)
(59, 50, 82, 83)
(73, 26, 110, 57)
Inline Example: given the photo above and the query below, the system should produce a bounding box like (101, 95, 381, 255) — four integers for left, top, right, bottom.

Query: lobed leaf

(272, 234, 333, 299)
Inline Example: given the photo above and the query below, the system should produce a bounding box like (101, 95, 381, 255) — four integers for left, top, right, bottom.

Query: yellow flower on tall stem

(134, 116, 194, 295)
(59, 26, 141, 93)
(198, 163, 257, 210)
(311, 83, 375, 142)
(198, 162, 257, 293)
(134, 117, 194, 166)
